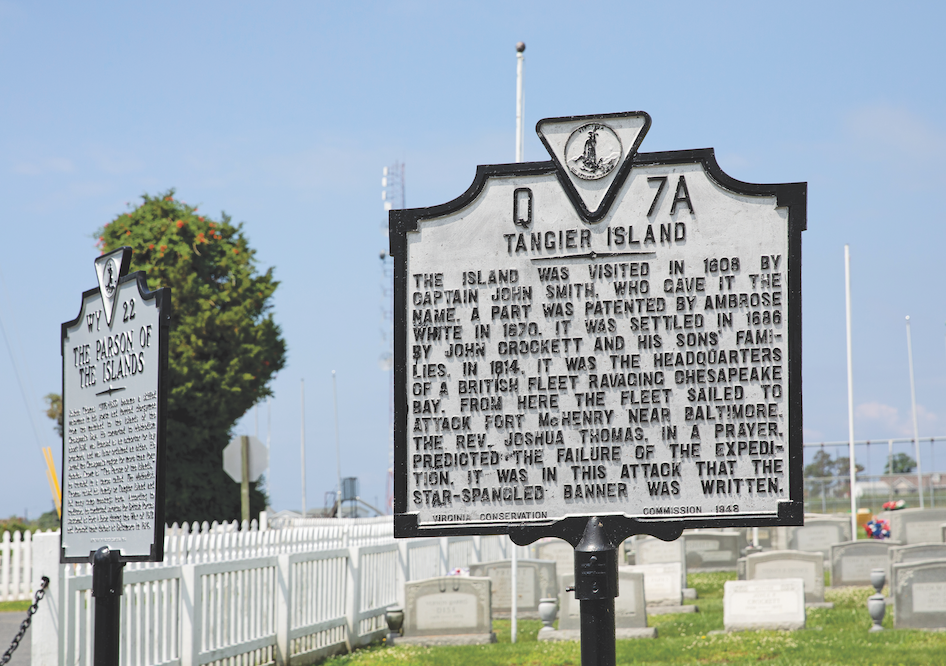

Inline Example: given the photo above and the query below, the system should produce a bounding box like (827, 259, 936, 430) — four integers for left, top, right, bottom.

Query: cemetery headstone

(684, 531, 740, 571)
(622, 563, 695, 614)
(535, 539, 574, 587)
(736, 526, 774, 550)
(746, 550, 829, 606)
(635, 536, 688, 591)
(830, 540, 899, 587)
(736, 557, 746, 580)
(398, 576, 496, 645)
(724, 579, 806, 632)
(890, 543, 946, 566)
(787, 518, 851, 560)
(468, 559, 557, 618)
(892, 560, 946, 630)
(888, 508, 946, 544)
(540, 572, 655, 640)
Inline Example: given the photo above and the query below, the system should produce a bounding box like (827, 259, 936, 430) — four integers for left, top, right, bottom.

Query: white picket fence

(0, 529, 34, 601)
(30, 518, 524, 666)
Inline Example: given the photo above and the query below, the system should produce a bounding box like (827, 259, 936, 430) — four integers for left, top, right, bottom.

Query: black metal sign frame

(391, 112, 806, 547)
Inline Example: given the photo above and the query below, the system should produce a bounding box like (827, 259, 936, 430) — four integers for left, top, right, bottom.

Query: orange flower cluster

(176, 220, 185, 228)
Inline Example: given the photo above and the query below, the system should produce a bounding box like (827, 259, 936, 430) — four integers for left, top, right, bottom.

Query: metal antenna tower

(381, 162, 404, 514)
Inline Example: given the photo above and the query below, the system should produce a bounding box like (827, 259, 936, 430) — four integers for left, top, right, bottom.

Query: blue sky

(1, 1, 944, 518)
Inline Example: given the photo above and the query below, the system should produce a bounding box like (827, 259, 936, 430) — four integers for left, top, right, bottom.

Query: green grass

(325, 572, 946, 666)
(0, 601, 30, 612)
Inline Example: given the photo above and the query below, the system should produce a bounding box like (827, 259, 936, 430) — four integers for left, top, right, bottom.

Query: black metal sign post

(61, 247, 170, 666)
(574, 518, 617, 666)
(390, 111, 806, 666)
(91, 547, 123, 666)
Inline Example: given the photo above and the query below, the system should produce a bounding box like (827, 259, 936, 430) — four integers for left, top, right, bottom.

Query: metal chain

(0, 576, 49, 666)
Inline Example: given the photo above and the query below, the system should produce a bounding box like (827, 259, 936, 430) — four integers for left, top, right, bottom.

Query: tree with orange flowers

(94, 189, 286, 524)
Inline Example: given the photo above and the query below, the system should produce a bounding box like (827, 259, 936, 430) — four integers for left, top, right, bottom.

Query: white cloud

(13, 157, 74, 175)
(803, 427, 824, 442)
(856, 401, 938, 438)
(846, 104, 946, 162)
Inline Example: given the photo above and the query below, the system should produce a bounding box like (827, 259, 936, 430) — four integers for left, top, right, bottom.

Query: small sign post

(61, 247, 170, 666)
(223, 435, 268, 522)
(390, 112, 806, 666)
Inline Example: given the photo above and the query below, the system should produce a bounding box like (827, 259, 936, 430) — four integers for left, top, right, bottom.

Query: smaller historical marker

(61, 247, 170, 562)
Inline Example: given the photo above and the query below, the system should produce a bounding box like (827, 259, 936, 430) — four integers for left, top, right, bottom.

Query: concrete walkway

(0, 611, 32, 666)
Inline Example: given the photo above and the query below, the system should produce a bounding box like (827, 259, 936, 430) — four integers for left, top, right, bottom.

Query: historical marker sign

(61, 247, 170, 561)
(391, 112, 805, 539)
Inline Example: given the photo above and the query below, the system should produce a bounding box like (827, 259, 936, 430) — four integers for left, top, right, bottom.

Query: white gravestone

(621, 563, 696, 614)
(890, 543, 946, 566)
(621, 563, 680, 606)
(468, 559, 557, 618)
(893, 560, 946, 630)
(788, 519, 850, 560)
(635, 537, 687, 590)
(830, 541, 899, 587)
(724, 579, 806, 632)
(399, 576, 496, 645)
(746, 550, 827, 605)
(535, 539, 574, 586)
(684, 532, 740, 571)
(888, 508, 946, 545)
(540, 571, 656, 640)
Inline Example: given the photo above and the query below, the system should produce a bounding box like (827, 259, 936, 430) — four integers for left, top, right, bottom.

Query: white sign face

(61, 254, 168, 561)
(393, 111, 804, 537)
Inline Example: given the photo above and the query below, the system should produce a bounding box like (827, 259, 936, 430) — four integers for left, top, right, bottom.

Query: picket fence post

(30, 531, 63, 666)
(275, 554, 291, 666)
(180, 563, 200, 666)
(344, 546, 359, 651)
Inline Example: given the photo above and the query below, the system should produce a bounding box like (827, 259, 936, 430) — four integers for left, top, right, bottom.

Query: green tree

(884, 452, 917, 474)
(96, 189, 286, 524)
(833, 457, 865, 477)
(804, 450, 836, 496)
(44, 393, 63, 437)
